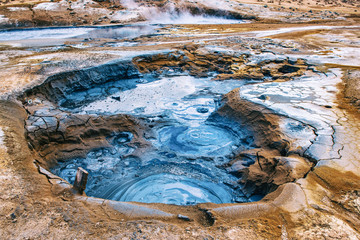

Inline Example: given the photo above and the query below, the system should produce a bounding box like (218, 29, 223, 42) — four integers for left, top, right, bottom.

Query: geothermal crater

(24, 60, 259, 205)
(22, 40, 314, 206)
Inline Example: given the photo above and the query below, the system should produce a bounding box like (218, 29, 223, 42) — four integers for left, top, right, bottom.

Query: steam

(120, 0, 140, 9)
(116, 0, 244, 24)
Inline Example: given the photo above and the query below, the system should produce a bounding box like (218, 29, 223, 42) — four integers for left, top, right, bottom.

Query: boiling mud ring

(22, 54, 314, 223)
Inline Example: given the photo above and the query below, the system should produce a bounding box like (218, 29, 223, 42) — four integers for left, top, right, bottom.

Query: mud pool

(18, 23, 337, 206)
(19, 23, 315, 206)
(51, 75, 256, 205)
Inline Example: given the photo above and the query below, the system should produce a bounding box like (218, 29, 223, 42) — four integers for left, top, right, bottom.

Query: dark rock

(10, 213, 16, 220)
(278, 65, 300, 74)
(111, 96, 121, 101)
(258, 94, 267, 100)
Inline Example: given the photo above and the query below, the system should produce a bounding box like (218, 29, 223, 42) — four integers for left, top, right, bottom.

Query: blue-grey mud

(51, 75, 256, 205)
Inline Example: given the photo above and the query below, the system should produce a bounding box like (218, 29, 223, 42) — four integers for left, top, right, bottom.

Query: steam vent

(0, 0, 360, 239)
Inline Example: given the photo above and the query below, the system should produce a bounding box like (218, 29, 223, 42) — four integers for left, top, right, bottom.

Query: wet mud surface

(24, 61, 254, 205)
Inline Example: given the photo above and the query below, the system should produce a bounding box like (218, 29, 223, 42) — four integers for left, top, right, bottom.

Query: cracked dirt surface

(0, 1, 360, 239)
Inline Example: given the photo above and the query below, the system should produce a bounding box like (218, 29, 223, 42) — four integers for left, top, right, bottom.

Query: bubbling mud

(157, 125, 236, 156)
(53, 125, 245, 205)
(50, 75, 255, 205)
(100, 173, 233, 205)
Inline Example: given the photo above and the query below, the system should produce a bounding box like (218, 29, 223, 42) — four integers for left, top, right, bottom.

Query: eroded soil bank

(0, 1, 360, 239)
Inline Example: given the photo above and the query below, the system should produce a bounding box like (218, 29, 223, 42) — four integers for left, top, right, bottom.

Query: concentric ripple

(157, 125, 236, 156)
(98, 173, 233, 205)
